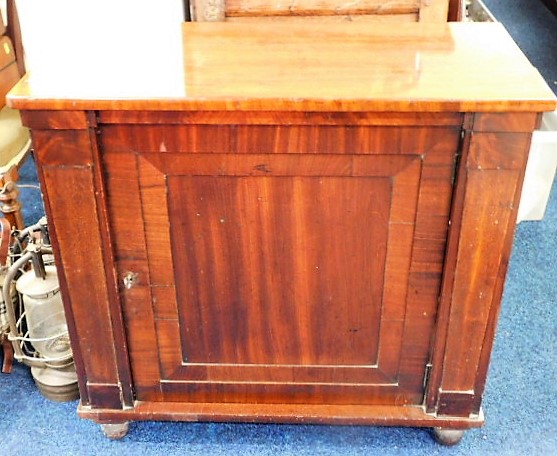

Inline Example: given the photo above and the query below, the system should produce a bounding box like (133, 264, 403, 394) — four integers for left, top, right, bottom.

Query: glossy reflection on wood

(7, 23, 556, 113)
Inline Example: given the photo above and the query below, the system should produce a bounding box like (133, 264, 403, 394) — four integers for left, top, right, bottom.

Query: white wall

(15, 0, 185, 74)
(1, 1, 7, 25)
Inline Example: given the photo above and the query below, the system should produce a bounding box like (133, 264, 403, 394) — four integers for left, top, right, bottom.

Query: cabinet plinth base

(79, 401, 483, 430)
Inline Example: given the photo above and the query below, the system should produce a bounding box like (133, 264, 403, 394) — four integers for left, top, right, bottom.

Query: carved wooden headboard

(189, 0, 462, 23)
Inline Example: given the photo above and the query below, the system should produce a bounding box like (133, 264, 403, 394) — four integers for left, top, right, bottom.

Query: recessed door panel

(169, 175, 389, 367)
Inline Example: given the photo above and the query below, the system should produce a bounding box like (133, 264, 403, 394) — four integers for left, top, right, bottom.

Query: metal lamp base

(31, 363, 80, 402)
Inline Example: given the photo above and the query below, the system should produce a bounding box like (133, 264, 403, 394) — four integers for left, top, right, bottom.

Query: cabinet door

(102, 124, 458, 406)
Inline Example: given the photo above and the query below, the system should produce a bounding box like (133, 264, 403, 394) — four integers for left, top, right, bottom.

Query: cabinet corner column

(22, 110, 134, 409)
(426, 112, 537, 418)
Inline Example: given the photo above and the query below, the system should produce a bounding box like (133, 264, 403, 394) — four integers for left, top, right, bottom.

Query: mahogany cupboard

(8, 22, 556, 445)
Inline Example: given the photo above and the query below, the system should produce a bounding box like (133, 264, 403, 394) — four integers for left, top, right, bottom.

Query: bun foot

(432, 427, 465, 446)
(101, 422, 129, 439)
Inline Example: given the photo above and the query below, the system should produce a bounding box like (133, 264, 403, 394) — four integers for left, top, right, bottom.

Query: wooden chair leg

(0, 168, 24, 230)
(1, 337, 14, 373)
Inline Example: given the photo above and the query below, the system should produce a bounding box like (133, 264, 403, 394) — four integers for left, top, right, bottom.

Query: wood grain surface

(7, 22, 556, 113)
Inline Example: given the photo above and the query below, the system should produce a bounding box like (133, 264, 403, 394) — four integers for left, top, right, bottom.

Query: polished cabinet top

(7, 22, 556, 112)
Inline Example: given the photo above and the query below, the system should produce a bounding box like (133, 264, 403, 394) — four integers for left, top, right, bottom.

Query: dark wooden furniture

(0, 1, 29, 231)
(8, 22, 556, 445)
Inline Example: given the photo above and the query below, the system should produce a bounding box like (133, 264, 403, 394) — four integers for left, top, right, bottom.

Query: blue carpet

(483, 0, 557, 95)
(1, 6, 557, 455)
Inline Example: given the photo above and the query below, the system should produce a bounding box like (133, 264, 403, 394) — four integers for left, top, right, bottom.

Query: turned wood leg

(1, 338, 14, 373)
(432, 427, 465, 446)
(101, 422, 129, 440)
(0, 169, 24, 230)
